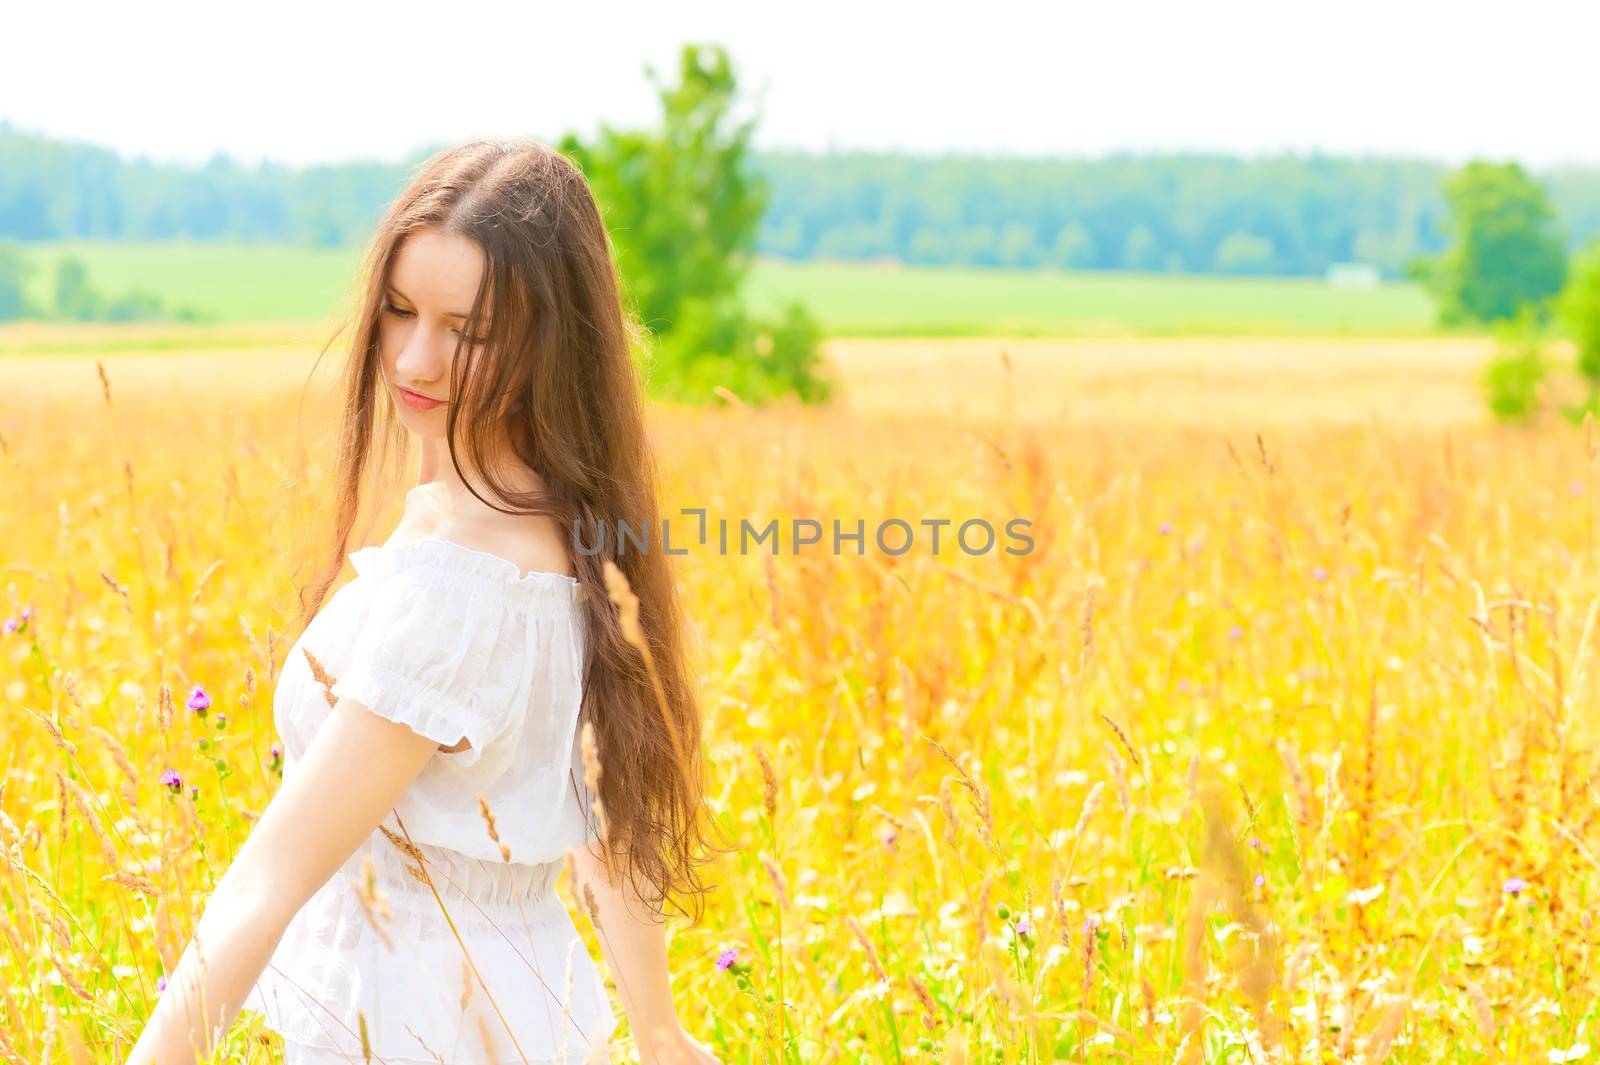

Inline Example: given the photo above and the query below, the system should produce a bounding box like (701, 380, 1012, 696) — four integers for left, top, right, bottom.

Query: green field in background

(18, 241, 1443, 338)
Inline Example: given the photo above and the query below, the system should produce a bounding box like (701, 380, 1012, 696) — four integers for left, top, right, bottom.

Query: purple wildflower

(160, 768, 182, 792)
(189, 785, 199, 800)
(715, 947, 739, 971)
(186, 685, 210, 715)
(4, 605, 32, 636)
(1503, 876, 1529, 896)
(1254, 874, 1265, 888)
(1229, 624, 1243, 640)
(1016, 915, 1032, 936)
(214, 713, 227, 729)
(1313, 566, 1329, 581)
(883, 829, 898, 851)
(270, 743, 283, 760)
(1159, 521, 1174, 536)
(156, 974, 168, 993)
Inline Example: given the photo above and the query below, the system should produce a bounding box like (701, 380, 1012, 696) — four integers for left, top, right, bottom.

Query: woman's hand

(638, 1021, 721, 1064)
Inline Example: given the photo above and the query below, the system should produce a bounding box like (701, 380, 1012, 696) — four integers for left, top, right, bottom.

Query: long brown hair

(291, 139, 724, 922)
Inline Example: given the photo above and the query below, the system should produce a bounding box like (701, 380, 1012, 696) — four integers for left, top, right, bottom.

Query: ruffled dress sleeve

(329, 550, 527, 770)
(314, 537, 590, 862)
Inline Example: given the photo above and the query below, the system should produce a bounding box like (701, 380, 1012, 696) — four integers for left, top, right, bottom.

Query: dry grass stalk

(907, 973, 940, 1030)
(49, 946, 93, 1003)
(301, 647, 339, 707)
(477, 794, 511, 863)
(1106, 741, 1132, 825)
(1081, 914, 1098, 1006)
(753, 744, 779, 820)
(845, 915, 890, 983)
(579, 719, 610, 847)
(377, 823, 429, 885)
(761, 854, 791, 912)
(88, 725, 137, 785)
(55, 771, 116, 867)
(353, 854, 395, 951)
(938, 778, 960, 850)
(981, 937, 1022, 1020)
(1050, 873, 1071, 952)
(0, 1022, 26, 1065)
(1275, 739, 1313, 831)
(55, 771, 68, 847)
(1177, 878, 1209, 1065)
(61, 671, 83, 713)
(1465, 979, 1495, 1040)
(1097, 711, 1142, 773)
(923, 736, 998, 853)
(157, 682, 174, 731)
(601, 559, 693, 777)
(191, 559, 224, 604)
(1079, 585, 1097, 679)
(386, 813, 528, 1063)
(1362, 994, 1410, 1063)
(100, 570, 131, 610)
(1199, 788, 1281, 1050)
(101, 870, 159, 899)
(26, 707, 77, 756)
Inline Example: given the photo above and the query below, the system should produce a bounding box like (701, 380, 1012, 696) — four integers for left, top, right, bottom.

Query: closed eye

(383, 301, 488, 344)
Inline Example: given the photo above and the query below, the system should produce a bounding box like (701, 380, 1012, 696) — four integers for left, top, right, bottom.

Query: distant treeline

(4, 122, 1599, 279)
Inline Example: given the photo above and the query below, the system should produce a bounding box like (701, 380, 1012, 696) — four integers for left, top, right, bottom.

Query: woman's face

(378, 225, 491, 440)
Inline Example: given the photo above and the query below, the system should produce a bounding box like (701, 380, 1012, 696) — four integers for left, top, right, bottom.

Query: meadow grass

(16, 240, 1443, 338)
(742, 259, 1442, 338)
(0, 336, 1596, 1063)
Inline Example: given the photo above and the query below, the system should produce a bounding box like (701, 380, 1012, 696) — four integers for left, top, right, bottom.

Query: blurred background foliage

(5, 40, 1600, 416)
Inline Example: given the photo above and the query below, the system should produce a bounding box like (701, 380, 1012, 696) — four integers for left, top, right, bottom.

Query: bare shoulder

(450, 498, 576, 581)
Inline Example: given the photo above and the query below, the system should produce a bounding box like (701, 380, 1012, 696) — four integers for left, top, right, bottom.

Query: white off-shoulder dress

(238, 503, 617, 1064)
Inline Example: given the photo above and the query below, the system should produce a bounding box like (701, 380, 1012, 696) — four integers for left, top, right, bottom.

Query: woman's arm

(124, 699, 446, 1065)
(570, 841, 719, 1065)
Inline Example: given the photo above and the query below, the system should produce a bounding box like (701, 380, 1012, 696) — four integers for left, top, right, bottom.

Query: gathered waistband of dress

(340, 834, 567, 915)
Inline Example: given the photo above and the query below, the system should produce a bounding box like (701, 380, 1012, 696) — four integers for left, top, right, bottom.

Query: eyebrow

(386, 283, 480, 321)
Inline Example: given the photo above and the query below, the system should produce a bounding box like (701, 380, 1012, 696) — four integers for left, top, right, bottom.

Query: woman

(126, 140, 725, 1065)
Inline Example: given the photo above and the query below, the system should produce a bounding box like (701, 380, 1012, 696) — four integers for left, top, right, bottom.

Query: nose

(393, 319, 451, 387)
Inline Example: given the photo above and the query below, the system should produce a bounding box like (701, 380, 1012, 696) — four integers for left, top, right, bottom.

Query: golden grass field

(2, 327, 1598, 1063)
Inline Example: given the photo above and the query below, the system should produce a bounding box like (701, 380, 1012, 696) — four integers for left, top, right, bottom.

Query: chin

(395, 409, 447, 439)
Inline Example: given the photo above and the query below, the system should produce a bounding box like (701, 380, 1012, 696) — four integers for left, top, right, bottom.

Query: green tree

(1480, 308, 1550, 423)
(53, 257, 102, 320)
(560, 44, 831, 405)
(0, 241, 40, 321)
(1048, 222, 1096, 269)
(1562, 241, 1600, 398)
(1121, 225, 1162, 271)
(1430, 161, 1568, 325)
(49, 255, 169, 322)
(1213, 232, 1277, 275)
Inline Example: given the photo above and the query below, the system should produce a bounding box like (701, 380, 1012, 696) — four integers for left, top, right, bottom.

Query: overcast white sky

(7, 0, 1598, 169)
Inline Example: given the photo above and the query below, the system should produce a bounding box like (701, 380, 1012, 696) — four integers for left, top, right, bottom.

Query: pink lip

(398, 386, 445, 411)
